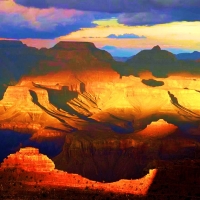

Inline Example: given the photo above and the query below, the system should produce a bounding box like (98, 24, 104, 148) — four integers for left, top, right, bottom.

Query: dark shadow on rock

(0, 130, 31, 163)
(142, 79, 164, 87)
(146, 159, 200, 199)
(168, 91, 200, 120)
(29, 90, 77, 130)
(0, 85, 7, 101)
(109, 121, 134, 134)
(22, 136, 66, 158)
(32, 83, 98, 122)
(80, 82, 86, 93)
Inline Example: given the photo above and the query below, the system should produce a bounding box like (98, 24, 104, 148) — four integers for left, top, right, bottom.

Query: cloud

(13, 0, 200, 13)
(0, 0, 96, 39)
(0, 24, 95, 39)
(13, 0, 146, 12)
(107, 33, 146, 39)
(13, 0, 200, 25)
(118, 9, 200, 25)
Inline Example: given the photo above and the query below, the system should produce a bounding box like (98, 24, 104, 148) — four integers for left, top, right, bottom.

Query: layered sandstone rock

(135, 119, 178, 138)
(1, 42, 200, 134)
(1, 147, 55, 172)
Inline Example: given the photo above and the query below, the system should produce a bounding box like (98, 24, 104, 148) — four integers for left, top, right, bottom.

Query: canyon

(0, 40, 200, 198)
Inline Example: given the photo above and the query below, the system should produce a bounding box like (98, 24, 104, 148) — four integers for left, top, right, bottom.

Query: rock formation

(0, 147, 158, 198)
(1, 147, 55, 172)
(125, 45, 200, 77)
(1, 148, 200, 199)
(0, 41, 200, 198)
(127, 45, 177, 64)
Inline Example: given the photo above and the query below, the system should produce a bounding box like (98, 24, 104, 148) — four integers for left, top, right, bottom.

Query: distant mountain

(113, 56, 130, 62)
(123, 45, 200, 77)
(127, 45, 177, 64)
(176, 51, 200, 60)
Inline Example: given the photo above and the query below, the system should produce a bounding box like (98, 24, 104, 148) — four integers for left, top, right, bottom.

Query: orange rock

(1, 147, 55, 172)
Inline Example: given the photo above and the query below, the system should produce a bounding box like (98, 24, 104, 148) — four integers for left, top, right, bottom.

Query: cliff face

(1, 74, 200, 133)
(53, 119, 200, 182)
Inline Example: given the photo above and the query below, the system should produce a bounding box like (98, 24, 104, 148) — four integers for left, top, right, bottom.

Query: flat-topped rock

(0, 40, 26, 48)
(1, 147, 55, 172)
(52, 41, 96, 50)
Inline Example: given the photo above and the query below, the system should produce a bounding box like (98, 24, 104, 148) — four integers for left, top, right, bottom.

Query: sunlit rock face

(1, 147, 55, 172)
(1, 42, 200, 132)
(1, 72, 200, 134)
(1, 148, 200, 198)
(0, 147, 158, 197)
(135, 119, 178, 138)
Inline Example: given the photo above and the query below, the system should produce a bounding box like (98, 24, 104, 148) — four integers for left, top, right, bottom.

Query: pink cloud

(0, 38, 58, 48)
(21, 38, 58, 49)
(0, 0, 85, 31)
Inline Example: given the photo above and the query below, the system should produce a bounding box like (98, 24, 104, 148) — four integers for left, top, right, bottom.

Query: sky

(1, 0, 200, 56)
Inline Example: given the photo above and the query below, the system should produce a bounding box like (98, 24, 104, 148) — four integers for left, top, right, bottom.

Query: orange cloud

(60, 19, 200, 51)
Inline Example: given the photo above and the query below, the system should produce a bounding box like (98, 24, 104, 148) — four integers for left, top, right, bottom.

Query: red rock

(1, 147, 55, 172)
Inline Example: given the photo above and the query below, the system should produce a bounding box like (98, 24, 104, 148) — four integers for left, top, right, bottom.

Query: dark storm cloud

(14, 0, 200, 13)
(0, 23, 96, 39)
(0, 7, 99, 39)
(118, 8, 200, 26)
(13, 0, 200, 25)
(14, 0, 149, 12)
